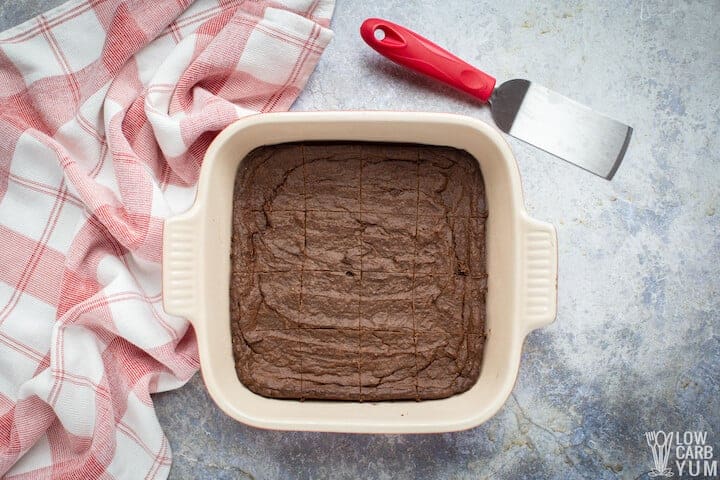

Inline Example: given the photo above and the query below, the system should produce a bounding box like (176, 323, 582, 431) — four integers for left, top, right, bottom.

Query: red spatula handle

(360, 18, 496, 102)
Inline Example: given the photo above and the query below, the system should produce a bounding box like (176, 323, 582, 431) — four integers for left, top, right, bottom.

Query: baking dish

(162, 111, 557, 433)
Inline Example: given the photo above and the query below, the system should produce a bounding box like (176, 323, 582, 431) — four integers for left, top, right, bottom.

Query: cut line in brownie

(230, 142, 488, 401)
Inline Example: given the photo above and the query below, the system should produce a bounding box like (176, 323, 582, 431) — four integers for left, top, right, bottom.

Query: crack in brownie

(230, 142, 488, 401)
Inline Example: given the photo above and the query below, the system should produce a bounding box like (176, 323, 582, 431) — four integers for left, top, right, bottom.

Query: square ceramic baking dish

(162, 111, 557, 433)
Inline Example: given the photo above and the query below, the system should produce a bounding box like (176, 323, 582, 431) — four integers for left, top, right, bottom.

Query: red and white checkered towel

(0, 0, 333, 477)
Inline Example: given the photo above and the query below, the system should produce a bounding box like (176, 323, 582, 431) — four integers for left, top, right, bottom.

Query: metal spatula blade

(490, 79, 632, 179)
(361, 18, 633, 179)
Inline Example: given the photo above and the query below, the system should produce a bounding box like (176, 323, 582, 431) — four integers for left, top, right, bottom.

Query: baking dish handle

(519, 216, 558, 335)
(162, 209, 201, 322)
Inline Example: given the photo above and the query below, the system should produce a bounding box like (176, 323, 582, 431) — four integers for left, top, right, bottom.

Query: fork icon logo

(646, 431, 674, 477)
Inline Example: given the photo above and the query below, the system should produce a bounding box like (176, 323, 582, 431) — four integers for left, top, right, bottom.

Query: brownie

(230, 142, 488, 401)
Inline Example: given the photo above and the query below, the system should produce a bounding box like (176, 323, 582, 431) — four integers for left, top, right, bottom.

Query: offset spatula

(360, 18, 633, 179)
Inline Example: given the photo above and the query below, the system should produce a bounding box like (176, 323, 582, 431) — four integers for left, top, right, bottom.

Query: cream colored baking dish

(162, 112, 557, 433)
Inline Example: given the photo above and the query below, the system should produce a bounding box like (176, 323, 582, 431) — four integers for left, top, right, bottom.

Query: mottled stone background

(1, 0, 718, 478)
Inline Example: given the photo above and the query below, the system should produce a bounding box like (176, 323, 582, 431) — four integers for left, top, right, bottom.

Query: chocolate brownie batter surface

(230, 143, 488, 401)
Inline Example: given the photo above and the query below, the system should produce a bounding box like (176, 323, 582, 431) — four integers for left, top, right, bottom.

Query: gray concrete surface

(2, 0, 718, 479)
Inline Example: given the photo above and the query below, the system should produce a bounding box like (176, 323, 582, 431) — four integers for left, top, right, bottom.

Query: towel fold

(0, 0, 334, 477)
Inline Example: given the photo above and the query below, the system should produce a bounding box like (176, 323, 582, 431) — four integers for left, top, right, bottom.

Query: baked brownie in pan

(230, 142, 488, 401)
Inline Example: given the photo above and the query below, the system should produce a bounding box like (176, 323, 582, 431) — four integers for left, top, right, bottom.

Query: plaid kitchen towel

(0, 0, 334, 477)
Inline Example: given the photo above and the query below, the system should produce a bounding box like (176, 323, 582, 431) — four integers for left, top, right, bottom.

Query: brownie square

(413, 274, 466, 334)
(360, 330, 418, 401)
(417, 149, 466, 216)
(361, 212, 416, 273)
(305, 143, 362, 212)
(232, 329, 304, 398)
(360, 272, 415, 332)
(467, 215, 486, 276)
(230, 210, 255, 273)
(416, 332, 483, 399)
(230, 272, 302, 331)
(448, 216, 470, 276)
(305, 210, 363, 271)
(415, 215, 453, 274)
(245, 210, 305, 272)
(464, 276, 487, 334)
(300, 271, 360, 329)
(362, 147, 418, 215)
(236, 143, 305, 211)
(298, 329, 361, 400)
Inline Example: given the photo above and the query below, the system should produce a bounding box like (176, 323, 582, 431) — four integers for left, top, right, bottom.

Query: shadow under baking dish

(162, 111, 557, 433)
(229, 141, 489, 402)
